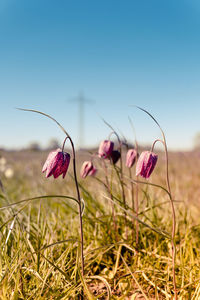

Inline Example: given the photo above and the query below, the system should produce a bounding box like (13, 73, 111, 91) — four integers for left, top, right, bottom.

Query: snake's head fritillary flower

(42, 148, 70, 179)
(126, 149, 138, 168)
(110, 150, 121, 164)
(80, 161, 97, 178)
(136, 151, 158, 179)
(98, 140, 114, 158)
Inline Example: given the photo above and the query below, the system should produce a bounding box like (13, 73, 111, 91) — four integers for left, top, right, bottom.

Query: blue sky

(0, 0, 200, 150)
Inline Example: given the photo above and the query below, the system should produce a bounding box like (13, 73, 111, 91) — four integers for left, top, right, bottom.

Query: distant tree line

(28, 138, 60, 151)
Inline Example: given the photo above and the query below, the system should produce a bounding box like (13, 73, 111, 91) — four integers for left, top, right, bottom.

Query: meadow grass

(0, 149, 199, 299)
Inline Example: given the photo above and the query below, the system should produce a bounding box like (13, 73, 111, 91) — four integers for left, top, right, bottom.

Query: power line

(68, 91, 94, 148)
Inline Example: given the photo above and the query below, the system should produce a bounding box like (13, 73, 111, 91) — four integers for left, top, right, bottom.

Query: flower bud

(42, 148, 70, 179)
(98, 140, 114, 158)
(110, 150, 121, 164)
(126, 149, 138, 168)
(80, 161, 97, 178)
(136, 151, 158, 179)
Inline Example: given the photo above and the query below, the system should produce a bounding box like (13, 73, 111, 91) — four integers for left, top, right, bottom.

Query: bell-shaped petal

(42, 148, 70, 179)
(88, 166, 97, 176)
(98, 140, 114, 158)
(136, 151, 158, 179)
(42, 149, 59, 174)
(126, 149, 138, 168)
(80, 161, 97, 178)
(110, 150, 121, 164)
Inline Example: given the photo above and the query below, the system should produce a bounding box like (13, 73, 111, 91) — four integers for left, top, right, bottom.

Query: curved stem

(125, 142, 135, 242)
(128, 116, 139, 247)
(152, 136, 177, 298)
(62, 136, 70, 152)
(102, 160, 118, 240)
(67, 136, 85, 277)
(151, 139, 164, 152)
(101, 121, 125, 202)
(17, 108, 70, 137)
(18, 108, 85, 279)
(108, 131, 117, 141)
(101, 122, 127, 239)
(136, 106, 177, 299)
(162, 136, 177, 299)
(108, 130, 127, 236)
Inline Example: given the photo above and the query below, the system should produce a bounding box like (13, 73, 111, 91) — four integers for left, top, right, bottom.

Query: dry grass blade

(142, 272, 171, 298)
(87, 275, 112, 300)
(3, 216, 16, 251)
(102, 194, 170, 238)
(113, 245, 122, 277)
(191, 283, 200, 300)
(21, 267, 49, 287)
(120, 255, 148, 300)
(40, 253, 69, 281)
(0, 195, 79, 210)
(78, 269, 95, 300)
(38, 238, 79, 252)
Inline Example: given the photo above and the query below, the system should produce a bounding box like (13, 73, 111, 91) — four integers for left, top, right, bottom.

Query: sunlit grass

(0, 149, 199, 299)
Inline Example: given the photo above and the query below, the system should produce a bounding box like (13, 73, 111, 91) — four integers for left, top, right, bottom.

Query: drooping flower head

(42, 148, 70, 179)
(98, 140, 114, 158)
(80, 161, 97, 178)
(110, 150, 121, 164)
(136, 151, 158, 179)
(126, 149, 138, 168)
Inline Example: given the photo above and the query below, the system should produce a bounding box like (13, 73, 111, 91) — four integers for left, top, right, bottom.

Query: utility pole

(69, 92, 93, 149)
